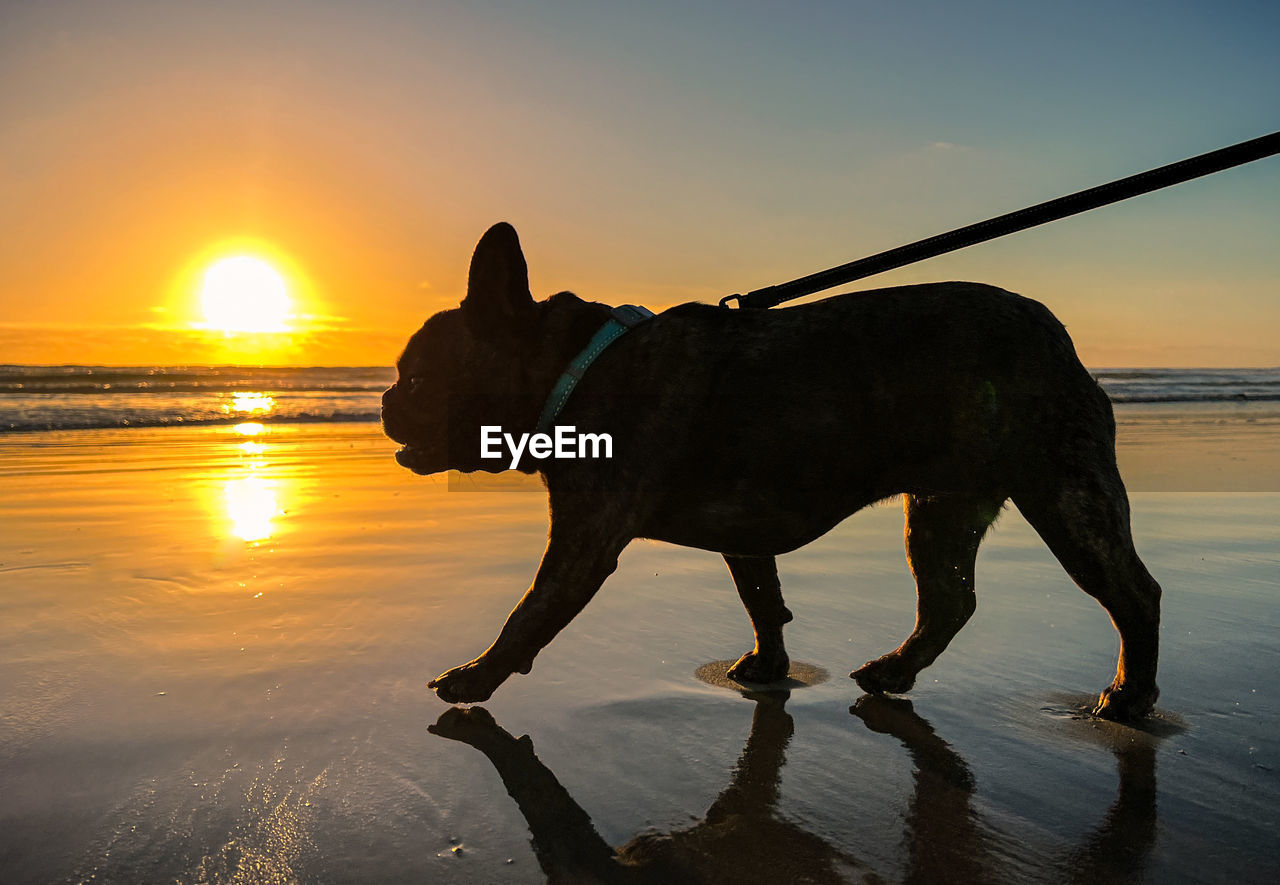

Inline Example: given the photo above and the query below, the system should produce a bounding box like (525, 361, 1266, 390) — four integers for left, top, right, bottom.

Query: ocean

(1, 365, 1278, 433)
(0, 365, 394, 433)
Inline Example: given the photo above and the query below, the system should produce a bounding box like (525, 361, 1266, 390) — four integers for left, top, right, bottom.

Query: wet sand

(1, 413, 1278, 883)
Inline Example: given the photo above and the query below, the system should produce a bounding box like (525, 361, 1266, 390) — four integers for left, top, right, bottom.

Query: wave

(1108, 393, 1280, 404)
(0, 365, 394, 394)
(1, 411, 382, 434)
(3, 365, 1280, 434)
(1094, 368, 1280, 404)
(0, 382, 390, 395)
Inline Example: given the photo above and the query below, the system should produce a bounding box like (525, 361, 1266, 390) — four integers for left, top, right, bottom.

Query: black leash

(720, 131, 1280, 310)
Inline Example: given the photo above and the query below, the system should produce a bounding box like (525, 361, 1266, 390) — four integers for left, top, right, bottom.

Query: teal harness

(534, 304, 655, 434)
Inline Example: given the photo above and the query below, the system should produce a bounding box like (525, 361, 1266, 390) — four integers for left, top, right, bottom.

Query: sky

(1, 0, 1277, 367)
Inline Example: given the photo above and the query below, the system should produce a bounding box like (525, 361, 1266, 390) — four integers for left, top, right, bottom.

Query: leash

(720, 131, 1280, 310)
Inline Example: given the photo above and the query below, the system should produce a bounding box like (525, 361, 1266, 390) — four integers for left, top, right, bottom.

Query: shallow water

(1, 422, 1278, 883)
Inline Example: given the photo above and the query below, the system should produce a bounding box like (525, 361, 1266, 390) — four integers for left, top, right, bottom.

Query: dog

(382, 222, 1162, 720)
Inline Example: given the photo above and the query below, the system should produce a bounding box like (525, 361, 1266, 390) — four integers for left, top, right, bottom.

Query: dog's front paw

(429, 706, 536, 761)
(428, 660, 504, 704)
(850, 694, 918, 735)
(1092, 681, 1159, 721)
(851, 654, 917, 695)
(429, 705, 500, 740)
(727, 649, 790, 685)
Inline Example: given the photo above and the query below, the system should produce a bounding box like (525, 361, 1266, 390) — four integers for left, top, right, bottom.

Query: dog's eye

(407, 376, 428, 394)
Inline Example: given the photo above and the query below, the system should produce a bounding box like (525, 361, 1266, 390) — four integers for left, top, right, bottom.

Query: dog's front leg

(429, 523, 629, 704)
(429, 707, 621, 880)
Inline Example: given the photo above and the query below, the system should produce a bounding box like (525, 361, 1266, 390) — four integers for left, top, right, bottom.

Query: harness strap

(534, 304, 654, 434)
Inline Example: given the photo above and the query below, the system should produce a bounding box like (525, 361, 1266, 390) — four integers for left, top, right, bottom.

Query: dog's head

(382, 222, 585, 476)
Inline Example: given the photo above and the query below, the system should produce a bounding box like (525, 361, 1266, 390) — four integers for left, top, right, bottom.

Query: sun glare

(225, 394, 275, 416)
(200, 255, 292, 332)
(224, 475, 280, 542)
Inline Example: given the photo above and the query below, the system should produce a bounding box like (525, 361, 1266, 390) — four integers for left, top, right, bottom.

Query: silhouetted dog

(382, 223, 1162, 720)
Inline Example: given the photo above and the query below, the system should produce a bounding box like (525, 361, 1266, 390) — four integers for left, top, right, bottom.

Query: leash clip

(719, 293, 744, 309)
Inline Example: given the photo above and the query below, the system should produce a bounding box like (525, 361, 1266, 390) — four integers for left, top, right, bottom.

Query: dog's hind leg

(853, 494, 1004, 696)
(724, 555, 793, 683)
(1012, 464, 1161, 721)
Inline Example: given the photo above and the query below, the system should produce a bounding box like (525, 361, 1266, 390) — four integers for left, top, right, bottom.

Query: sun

(200, 255, 292, 332)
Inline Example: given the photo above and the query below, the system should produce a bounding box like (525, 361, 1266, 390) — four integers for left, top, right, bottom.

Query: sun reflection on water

(225, 392, 276, 416)
(224, 475, 280, 542)
(213, 422, 289, 544)
(234, 422, 267, 455)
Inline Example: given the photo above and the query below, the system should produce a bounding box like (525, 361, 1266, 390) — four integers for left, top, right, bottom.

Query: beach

(5, 0, 1277, 879)
(1, 404, 1279, 883)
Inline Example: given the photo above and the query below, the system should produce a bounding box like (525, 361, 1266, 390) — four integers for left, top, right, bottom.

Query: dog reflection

(430, 696, 1157, 884)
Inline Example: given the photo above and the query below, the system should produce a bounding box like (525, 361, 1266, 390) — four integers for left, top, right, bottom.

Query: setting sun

(200, 255, 292, 332)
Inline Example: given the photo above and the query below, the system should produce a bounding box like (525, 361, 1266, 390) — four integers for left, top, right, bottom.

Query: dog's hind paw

(851, 655, 917, 695)
(1092, 682, 1159, 721)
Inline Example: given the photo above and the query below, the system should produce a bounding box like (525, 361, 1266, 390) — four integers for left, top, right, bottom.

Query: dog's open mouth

(394, 445, 439, 475)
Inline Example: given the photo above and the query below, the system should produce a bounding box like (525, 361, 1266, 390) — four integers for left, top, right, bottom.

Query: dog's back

(567, 282, 1113, 552)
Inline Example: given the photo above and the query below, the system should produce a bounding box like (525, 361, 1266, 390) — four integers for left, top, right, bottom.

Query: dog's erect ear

(462, 222, 536, 336)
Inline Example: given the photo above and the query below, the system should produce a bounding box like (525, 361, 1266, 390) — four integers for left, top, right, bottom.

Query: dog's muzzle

(394, 446, 438, 474)
(380, 386, 410, 443)
(382, 386, 443, 475)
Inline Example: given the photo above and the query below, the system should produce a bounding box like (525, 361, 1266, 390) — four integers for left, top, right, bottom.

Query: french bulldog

(381, 222, 1162, 720)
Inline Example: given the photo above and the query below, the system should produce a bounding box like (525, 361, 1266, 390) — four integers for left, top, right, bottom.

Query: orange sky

(1, 1, 1277, 367)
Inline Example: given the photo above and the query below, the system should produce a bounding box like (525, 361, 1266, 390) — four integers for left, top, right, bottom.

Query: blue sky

(1, 0, 1277, 364)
